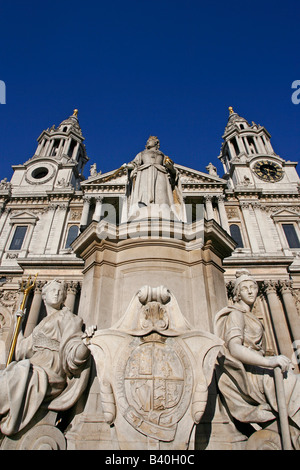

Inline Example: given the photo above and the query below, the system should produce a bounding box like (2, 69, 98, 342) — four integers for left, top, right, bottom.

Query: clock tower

(10, 109, 89, 195)
(218, 107, 299, 192)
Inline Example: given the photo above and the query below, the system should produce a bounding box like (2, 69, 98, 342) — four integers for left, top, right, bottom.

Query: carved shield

(116, 335, 193, 442)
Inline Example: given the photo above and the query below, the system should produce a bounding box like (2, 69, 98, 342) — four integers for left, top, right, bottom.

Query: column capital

(83, 195, 92, 203)
(66, 280, 80, 295)
(278, 279, 293, 294)
(34, 280, 47, 294)
(262, 280, 278, 294)
(252, 201, 262, 209)
(240, 201, 251, 209)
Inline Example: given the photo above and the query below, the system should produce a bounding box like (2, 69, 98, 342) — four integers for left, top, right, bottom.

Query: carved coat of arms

(88, 286, 223, 450)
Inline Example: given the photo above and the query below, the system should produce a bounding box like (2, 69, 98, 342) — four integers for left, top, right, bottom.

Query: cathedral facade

(0, 107, 299, 450)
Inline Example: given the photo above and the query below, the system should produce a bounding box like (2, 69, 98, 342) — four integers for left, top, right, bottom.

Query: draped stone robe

(0, 307, 90, 436)
(129, 148, 177, 208)
(214, 305, 300, 434)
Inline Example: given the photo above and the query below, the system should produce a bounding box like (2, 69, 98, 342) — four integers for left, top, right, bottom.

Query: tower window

(65, 225, 79, 249)
(282, 224, 300, 248)
(51, 139, 60, 156)
(9, 226, 27, 251)
(230, 224, 244, 248)
(247, 136, 258, 154)
(231, 138, 240, 156)
(31, 167, 49, 179)
(68, 140, 76, 158)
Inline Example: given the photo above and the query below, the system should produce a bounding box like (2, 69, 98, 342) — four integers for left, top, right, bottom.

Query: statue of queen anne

(124, 136, 183, 219)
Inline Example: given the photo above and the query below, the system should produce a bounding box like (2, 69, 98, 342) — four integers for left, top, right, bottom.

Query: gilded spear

(6, 273, 38, 367)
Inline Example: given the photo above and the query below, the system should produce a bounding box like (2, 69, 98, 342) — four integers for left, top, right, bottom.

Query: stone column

(50, 202, 69, 254)
(93, 196, 103, 222)
(72, 141, 80, 160)
(262, 280, 292, 358)
(240, 202, 260, 253)
(252, 202, 271, 253)
(80, 196, 91, 231)
(278, 280, 300, 343)
(48, 139, 55, 156)
(216, 195, 229, 233)
(64, 138, 72, 156)
(24, 281, 45, 337)
(65, 281, 80, 312)
(242, 136, 251, 154)
(204, 195, 214, 220)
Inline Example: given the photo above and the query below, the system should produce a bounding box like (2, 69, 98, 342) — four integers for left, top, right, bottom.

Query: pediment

(176, 164, 226, 185)
(82, 167, 128, 186)
(271, 208, 300, 219)
(82, 164, 226, 187)
(10, 211, 39, 223)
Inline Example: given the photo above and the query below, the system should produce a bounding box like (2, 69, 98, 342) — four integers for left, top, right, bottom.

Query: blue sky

(0, 0, 299, 180)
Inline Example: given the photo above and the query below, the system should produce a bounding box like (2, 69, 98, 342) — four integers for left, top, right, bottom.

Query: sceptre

(6, 273, 38, 367)
(274, 366, 293, 449)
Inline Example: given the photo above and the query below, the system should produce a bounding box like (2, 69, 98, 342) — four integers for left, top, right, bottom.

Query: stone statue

(87, 285, 223, 450)
(206, 162, 218, 177)
(125, 136, 183, 219)
(89, 163, 98, 177)
(214, 269, 300, 449)
(0, 279, 94, 439)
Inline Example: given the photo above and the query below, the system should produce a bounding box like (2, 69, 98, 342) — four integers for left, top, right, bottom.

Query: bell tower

(218, 107, 299, 192)
(10, 110, 89, 194)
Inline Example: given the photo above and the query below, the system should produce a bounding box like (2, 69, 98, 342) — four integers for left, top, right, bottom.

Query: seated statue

(214, 269, 300, 449)
(0, 279, 94, 438)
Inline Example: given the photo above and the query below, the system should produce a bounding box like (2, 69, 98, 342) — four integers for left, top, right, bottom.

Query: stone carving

(206, 162, 218, 177)
(124, 137, 183, 220)
(0, 279, 94, 449)
(0, 178, 11, 190)
(214, 269, 300, 450)
(87, 285, 223, 450)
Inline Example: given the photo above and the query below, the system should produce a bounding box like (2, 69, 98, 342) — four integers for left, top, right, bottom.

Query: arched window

(65, 225, 79, 249)
(230, 224, 244, 248)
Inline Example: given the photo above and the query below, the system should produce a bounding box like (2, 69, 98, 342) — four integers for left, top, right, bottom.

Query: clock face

(253, 160, 283, 182)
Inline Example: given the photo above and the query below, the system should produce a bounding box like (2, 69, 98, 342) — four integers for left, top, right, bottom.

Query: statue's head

(233, 269, 258, 305)
(146, 136, 160, 149)
(42, 279, 67, 309)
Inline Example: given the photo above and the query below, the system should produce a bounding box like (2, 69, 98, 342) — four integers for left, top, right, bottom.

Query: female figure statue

(125, 136, 182, 218)
(0, 279, 94, 436)
(214, 269, 300, 447)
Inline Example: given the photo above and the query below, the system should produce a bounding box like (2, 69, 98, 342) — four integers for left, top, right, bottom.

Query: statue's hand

(15, 308, 25, 325)
(82, 325, 97, 345)
(269, 355, 292, 372)
(164, 156, 172, 166)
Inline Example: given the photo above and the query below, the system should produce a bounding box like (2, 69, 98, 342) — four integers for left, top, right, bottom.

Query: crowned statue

(124, 136, 183, 220)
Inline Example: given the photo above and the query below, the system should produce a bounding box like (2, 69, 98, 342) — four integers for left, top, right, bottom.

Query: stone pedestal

(68, 218, 238, 449)
(72, 218, 235, 332)
(78, 285, 223, 450)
